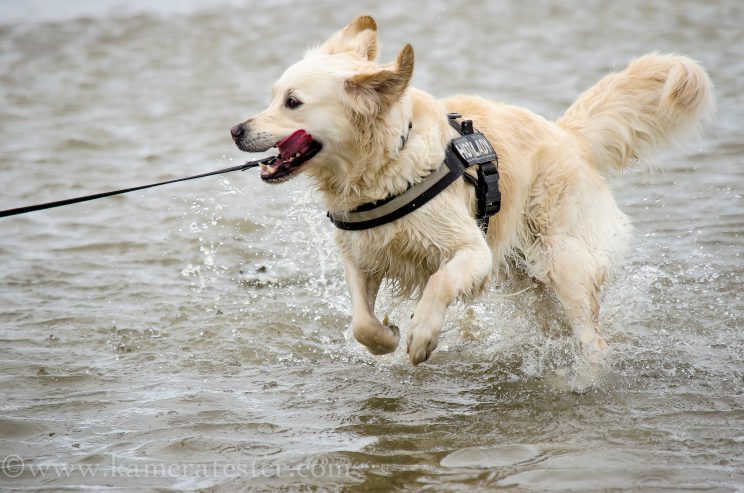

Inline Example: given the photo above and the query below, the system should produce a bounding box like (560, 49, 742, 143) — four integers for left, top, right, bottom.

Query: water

(1, 0, 742, 491)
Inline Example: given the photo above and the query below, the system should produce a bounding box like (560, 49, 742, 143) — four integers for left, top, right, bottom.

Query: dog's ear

(317, 15, 379, 61)
(345, 44, 415, 116)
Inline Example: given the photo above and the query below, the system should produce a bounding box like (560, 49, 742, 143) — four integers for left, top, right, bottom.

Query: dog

(230, 15, 713, 365)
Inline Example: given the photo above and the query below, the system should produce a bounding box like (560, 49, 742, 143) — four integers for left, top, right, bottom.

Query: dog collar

(327, 114, 500, 232)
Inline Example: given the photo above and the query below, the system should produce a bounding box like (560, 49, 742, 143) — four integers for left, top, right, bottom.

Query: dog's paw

(581, 335, 608, 364)
(594, 336, 608, 350)
(379, 322, 401, 353)
(575, 325, 608, 354)
(407, 331, 438, 365)
(406, 311, 444, 366)
(583, 334, 608, 351)
(353, 319, 400, 355)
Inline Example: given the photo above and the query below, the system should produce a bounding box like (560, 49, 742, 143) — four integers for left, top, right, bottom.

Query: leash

(0, 157, 271, 218)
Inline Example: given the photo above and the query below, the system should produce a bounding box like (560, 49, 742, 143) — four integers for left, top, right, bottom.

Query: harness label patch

(451, 133, 497, 165)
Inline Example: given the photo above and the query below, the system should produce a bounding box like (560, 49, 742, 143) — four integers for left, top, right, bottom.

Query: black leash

(0, 157, 270, 218)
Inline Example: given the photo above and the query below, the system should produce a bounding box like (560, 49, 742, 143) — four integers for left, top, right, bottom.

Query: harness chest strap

(327, 114, 501, 232)
(327, 146, 467, 230)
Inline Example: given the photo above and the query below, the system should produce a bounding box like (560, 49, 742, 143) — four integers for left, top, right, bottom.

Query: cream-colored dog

(231, 16, 713, 365)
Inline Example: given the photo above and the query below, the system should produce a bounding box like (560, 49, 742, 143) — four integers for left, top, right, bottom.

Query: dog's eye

(285, 96, 303, 109)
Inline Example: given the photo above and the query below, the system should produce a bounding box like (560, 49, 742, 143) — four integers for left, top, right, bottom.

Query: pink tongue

(277, 129, 314, 160)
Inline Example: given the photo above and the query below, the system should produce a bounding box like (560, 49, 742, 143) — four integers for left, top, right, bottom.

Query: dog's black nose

(230, 124, 244, 139)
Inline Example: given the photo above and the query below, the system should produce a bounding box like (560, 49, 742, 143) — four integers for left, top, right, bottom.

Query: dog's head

(230, 16, 415, 185)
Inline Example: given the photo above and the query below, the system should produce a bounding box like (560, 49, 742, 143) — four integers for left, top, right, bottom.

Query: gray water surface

(1, 1, 743, 491)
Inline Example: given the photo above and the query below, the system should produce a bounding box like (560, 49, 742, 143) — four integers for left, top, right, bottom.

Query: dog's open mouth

(259, 129, 322, 182)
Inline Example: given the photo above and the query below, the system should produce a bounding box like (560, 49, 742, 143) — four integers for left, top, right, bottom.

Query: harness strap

(327, 147, 467, 231)
(447, 113, 501, 232)
(326, 113, 501, 232)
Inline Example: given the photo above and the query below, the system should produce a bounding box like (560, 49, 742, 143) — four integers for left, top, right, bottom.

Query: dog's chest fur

(335, 223, 452, 297)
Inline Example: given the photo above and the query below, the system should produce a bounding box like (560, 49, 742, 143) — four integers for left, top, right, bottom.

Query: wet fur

(232, 16, 714, 365)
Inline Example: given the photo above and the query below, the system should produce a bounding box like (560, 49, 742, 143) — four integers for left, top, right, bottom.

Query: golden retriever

(230, 15, 713, 365)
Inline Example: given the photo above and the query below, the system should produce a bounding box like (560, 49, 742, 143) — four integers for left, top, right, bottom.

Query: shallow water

(0, 0, 743, 491)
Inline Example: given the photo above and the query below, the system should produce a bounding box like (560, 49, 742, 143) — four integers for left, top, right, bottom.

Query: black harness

(327, 113, 501, 232)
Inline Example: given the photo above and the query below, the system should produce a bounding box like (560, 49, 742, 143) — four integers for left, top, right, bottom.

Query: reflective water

(0, 0, 742, 491)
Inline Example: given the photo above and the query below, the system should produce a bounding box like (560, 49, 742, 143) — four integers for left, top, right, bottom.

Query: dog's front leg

(342, 256, 400, 355)
(407, 241, 492, 365)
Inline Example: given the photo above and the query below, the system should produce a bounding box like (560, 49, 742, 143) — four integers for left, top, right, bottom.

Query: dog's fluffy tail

(558, 53, 714, 174)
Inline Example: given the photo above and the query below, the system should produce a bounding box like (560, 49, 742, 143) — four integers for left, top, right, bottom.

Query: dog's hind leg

(342, 256, 400, 355)
(407, 238, 492, 365)
(526, 236, 608, 355)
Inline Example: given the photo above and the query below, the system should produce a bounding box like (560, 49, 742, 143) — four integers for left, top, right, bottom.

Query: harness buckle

(477, 161, 501, 226)
(447, 113, 501, 233)
(447, 113, 475, 136)
(461, 120, 474, 135)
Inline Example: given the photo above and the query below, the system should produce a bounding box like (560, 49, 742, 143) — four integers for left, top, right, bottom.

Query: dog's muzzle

(230, 123, 244, 140)
(229, 124, 322, 182)
(230, 122, 276, 153)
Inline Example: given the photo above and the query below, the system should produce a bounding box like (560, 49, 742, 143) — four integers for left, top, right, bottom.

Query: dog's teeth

(294, 153, 301, 158)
